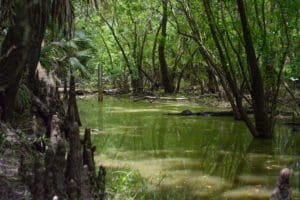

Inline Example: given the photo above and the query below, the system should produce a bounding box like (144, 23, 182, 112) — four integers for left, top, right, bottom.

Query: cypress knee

(270, 168, 292, 200)
(82, 128, 96, 172)
(32, 155, 45, 200)
(81, 165, 90, 200)
(66, 122, 82, 197)
(67, 179, 78, 200)
(97, 165, 106, 200)
(53, 139, 67, 198)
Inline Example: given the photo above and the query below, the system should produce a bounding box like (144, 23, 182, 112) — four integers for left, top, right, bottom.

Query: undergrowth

(104, 167, 193, 200)
(106, 168, 148, 200)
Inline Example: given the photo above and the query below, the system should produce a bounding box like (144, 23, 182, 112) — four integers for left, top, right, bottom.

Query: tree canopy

(0, 0, 299, 138)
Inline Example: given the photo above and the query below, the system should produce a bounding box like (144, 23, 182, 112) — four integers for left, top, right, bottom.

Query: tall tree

(97, 1, 156, 93)
(236, 0, 270, 137)
(175, 0, 242, 120)
(158, 0, 175, 93)
(176, 0, 297, 138)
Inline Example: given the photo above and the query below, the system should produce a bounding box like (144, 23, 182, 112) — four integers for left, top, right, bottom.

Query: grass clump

(106, 168, 148, 200)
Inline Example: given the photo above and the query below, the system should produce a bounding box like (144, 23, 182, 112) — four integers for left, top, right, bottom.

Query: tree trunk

(203, 0, 243, 121)
(176, 69, 184, 93)
(0, 1, 47, 121)
(99, 13, 139, 93)
(67, 75, 81, 126)
(207, 68, 217, 93)
(63, 78, 68, 102)
(98, 64, 103, 102)
(31, 154, 45, 200)
(158, 0, 174, 93)
(66, 122, 82, 198)
(27, 0, 48, 92)
(27, 36, 45, 93)
(237, 0, 272, 138)
(152, 24, 162, 88)
(0, 24, 29, 121)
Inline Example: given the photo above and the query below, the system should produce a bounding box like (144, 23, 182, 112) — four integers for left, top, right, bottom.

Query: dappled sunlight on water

(95, 154, 231, 198)
(222, 186, 271, 200)
(106, 107, 163, 113)
(79, 96, 300, 199)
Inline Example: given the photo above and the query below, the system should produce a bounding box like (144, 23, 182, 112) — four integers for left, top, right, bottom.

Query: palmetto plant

(40, 31, 96, 80)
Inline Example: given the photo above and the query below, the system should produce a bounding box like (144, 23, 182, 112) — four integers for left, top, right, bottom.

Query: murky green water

(78, 96, 300, 200)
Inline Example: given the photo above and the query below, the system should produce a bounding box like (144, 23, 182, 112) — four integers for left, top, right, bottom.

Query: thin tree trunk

(100, 33, 113, 69)
(203, 0, 244, 120)
(98, 13, 137, 91)
(176, 69, 184, 93)
(152, 24, 162, 87)
(98, 64, 103, 102)
(158, 0, 174, 93)
(207, 69, 216, 93)
(176, 1, 241, 120)
(131, 18, 143, 94)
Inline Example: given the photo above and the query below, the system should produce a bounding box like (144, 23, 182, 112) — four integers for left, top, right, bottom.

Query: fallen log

(284, 121, 300, 131)
(284, 122, 300, 126)
(166, 109, 293, 117)
(166, 109, 236, 117)
(144, 96, 189, 101)
(76, 90, 97, 96)
(58, 88, 130, 96)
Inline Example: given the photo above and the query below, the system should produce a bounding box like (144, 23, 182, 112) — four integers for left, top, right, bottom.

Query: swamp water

(78, 96, 300, 200)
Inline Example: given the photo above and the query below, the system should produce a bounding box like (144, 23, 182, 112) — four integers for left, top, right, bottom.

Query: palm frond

(69, 56, 90, 78)
(0, 0, 100, 39)
(51, 40, 78, 50)
(75, 49, 93, 58)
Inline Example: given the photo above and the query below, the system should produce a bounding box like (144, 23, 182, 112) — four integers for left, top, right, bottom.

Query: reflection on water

(78, 96, 300, 199)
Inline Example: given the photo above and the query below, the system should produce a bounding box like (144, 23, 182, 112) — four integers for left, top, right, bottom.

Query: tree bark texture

(31, 154, 45, 200)
(0, 24, 30, 121)
(158, 0, 175, 93)
(53, 139, 67, 199)
(66, 122, 82, 198)
(237, 0, 272, 138)
(81, 165, 91, 200)
(67, 75, 81, 126)
(0, 1, 48, 121)
(44, 148, 55, 200)
(98, 65, 104, 102)
(67, 179, 78, 200)
(26, 1, 48, 92)
(82, 128, 96, 173)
